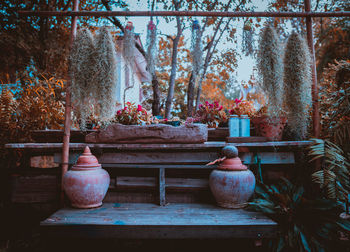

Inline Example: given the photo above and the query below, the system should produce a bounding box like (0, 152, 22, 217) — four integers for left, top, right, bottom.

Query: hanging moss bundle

(284, 32, 312, 140)
(69, 28, 96, 129)
(242, 20, 255, 57)
(146, 20, 157, 74)
(123, 21, 135, 68)
(191, 19, 202, 77)
(94, 26, 119, 121)
(256, 24, 284, 117)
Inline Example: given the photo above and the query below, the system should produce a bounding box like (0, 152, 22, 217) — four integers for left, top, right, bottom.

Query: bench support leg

(158, 168, 166, 206)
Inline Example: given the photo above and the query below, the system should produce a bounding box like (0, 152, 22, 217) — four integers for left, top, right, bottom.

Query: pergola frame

(18, 0, 350, 202)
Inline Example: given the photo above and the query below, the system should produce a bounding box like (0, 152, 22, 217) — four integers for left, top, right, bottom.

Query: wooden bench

(5, 141, 313, 240)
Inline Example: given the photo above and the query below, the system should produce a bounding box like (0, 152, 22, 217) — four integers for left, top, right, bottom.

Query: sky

(110, 0, 271, 86)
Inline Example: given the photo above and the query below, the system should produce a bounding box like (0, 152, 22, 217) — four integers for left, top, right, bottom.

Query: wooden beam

(18, 10, 350, 18)
(5, 141, 314, 149)
(61, 0, 79, 205)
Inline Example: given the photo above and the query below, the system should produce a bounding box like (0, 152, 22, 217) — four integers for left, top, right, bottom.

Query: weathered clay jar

(63, 146, 110, 208)
(209, 146, 255, 208)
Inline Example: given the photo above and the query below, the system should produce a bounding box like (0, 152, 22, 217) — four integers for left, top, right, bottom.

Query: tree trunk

(187, 71, 195, 117)
(165, 2, 182, 119)
(152, 72, 161, 116)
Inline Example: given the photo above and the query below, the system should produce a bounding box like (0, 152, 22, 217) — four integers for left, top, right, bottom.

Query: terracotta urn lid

(218, 146, 247, 171)
(72, 146, 101, 170)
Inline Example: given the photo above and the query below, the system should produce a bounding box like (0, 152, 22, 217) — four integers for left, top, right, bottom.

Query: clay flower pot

(63, 146, 110, 208)
(209, 146, 255, 208)
(251, 116, 287, 141)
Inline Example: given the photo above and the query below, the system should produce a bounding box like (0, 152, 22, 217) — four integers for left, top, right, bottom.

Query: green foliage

(319, 60, 350, 150)
(308, 139, 350, 203)
(0, 73, 65, 148)
(248, 179, 350, 252)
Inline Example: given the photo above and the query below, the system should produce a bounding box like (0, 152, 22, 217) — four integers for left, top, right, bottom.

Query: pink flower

(234, 99, 241, 104)
(229, 109, 234, 115)
(164, 118, 168, 122)
(209, 103, 214, 108)
(117, 110, 122, 115)
(137, 105, 143, 112)
(123, 106, 127, 110)
(214, 101, 219, 107)
(199, 104, 203, 108)
(205, 101, 209, 105)
(218, 105, 223, 111)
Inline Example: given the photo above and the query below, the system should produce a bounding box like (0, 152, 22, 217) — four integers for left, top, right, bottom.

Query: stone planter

(63, 146, 110, 208)
(86, 123, 208, 144)
(209, 146, 255, 208)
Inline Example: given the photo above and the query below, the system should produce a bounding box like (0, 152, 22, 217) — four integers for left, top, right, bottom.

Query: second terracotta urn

(209, 146, 255, 208)
(63, 146, 110, 208)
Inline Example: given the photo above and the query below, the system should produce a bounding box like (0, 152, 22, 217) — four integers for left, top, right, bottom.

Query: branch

(101, 0, 146, 58)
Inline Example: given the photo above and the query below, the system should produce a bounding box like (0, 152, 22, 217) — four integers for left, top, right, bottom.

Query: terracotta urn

(63, 146, 110, 208)
(209, 146, 255, 208)
(251, 116, 287, 141)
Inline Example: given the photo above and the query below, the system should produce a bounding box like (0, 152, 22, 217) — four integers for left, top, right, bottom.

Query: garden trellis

(18, 0, 350, 200)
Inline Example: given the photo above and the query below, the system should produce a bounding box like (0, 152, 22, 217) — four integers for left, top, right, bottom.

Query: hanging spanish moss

(242, 19, 255, 57)
(123, 21, 135, 69)
(69, 28, 96, 129)
(284, 32, 312, 140)
(123, 21, 135, 104)
(191, 19, 202, 77)
(94, 26, 118, 121)
(146, 20, 157, 74)
(256, 24, 284, 117)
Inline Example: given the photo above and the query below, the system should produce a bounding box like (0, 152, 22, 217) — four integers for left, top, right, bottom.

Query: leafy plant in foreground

(308, 138, 350, 210)
(248, 179, 350, 252)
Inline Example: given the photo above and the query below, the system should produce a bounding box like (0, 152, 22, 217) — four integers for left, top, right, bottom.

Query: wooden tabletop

(40, 203, 277, 239)
(6, 140, 313, 150)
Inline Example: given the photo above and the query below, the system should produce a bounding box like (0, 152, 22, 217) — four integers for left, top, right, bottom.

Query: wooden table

(5, 141, 313, 205)
(41, 203, 277, 239)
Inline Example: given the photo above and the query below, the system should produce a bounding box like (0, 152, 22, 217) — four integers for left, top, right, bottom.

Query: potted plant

(251, 105, 287, 141)
(191, 101, 228, 141)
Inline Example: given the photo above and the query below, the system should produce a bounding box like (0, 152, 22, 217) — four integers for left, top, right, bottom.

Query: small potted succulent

(228, 99, 256, 137)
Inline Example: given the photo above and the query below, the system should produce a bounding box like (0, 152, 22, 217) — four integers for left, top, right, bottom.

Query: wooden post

(158, 168, 166, 206)
(61, 0, 79, 205)
(305, 0, 320, 138)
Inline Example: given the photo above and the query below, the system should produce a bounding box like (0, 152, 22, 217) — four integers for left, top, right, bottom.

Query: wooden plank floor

(41, 203, 277, 239)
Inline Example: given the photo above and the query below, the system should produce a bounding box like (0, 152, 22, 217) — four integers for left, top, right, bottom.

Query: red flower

(137, 105, 143, 112)
(234, 99, 241, 104)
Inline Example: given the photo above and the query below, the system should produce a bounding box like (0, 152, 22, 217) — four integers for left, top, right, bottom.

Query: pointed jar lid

(218, 146, 247, 171)
(72, 146, 101, 171)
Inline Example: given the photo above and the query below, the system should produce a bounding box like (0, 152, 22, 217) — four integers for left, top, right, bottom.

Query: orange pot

(251, 116, 287, 141)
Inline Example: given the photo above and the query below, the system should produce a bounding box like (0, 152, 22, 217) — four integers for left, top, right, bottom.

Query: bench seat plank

(41, 203, 277, 239)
